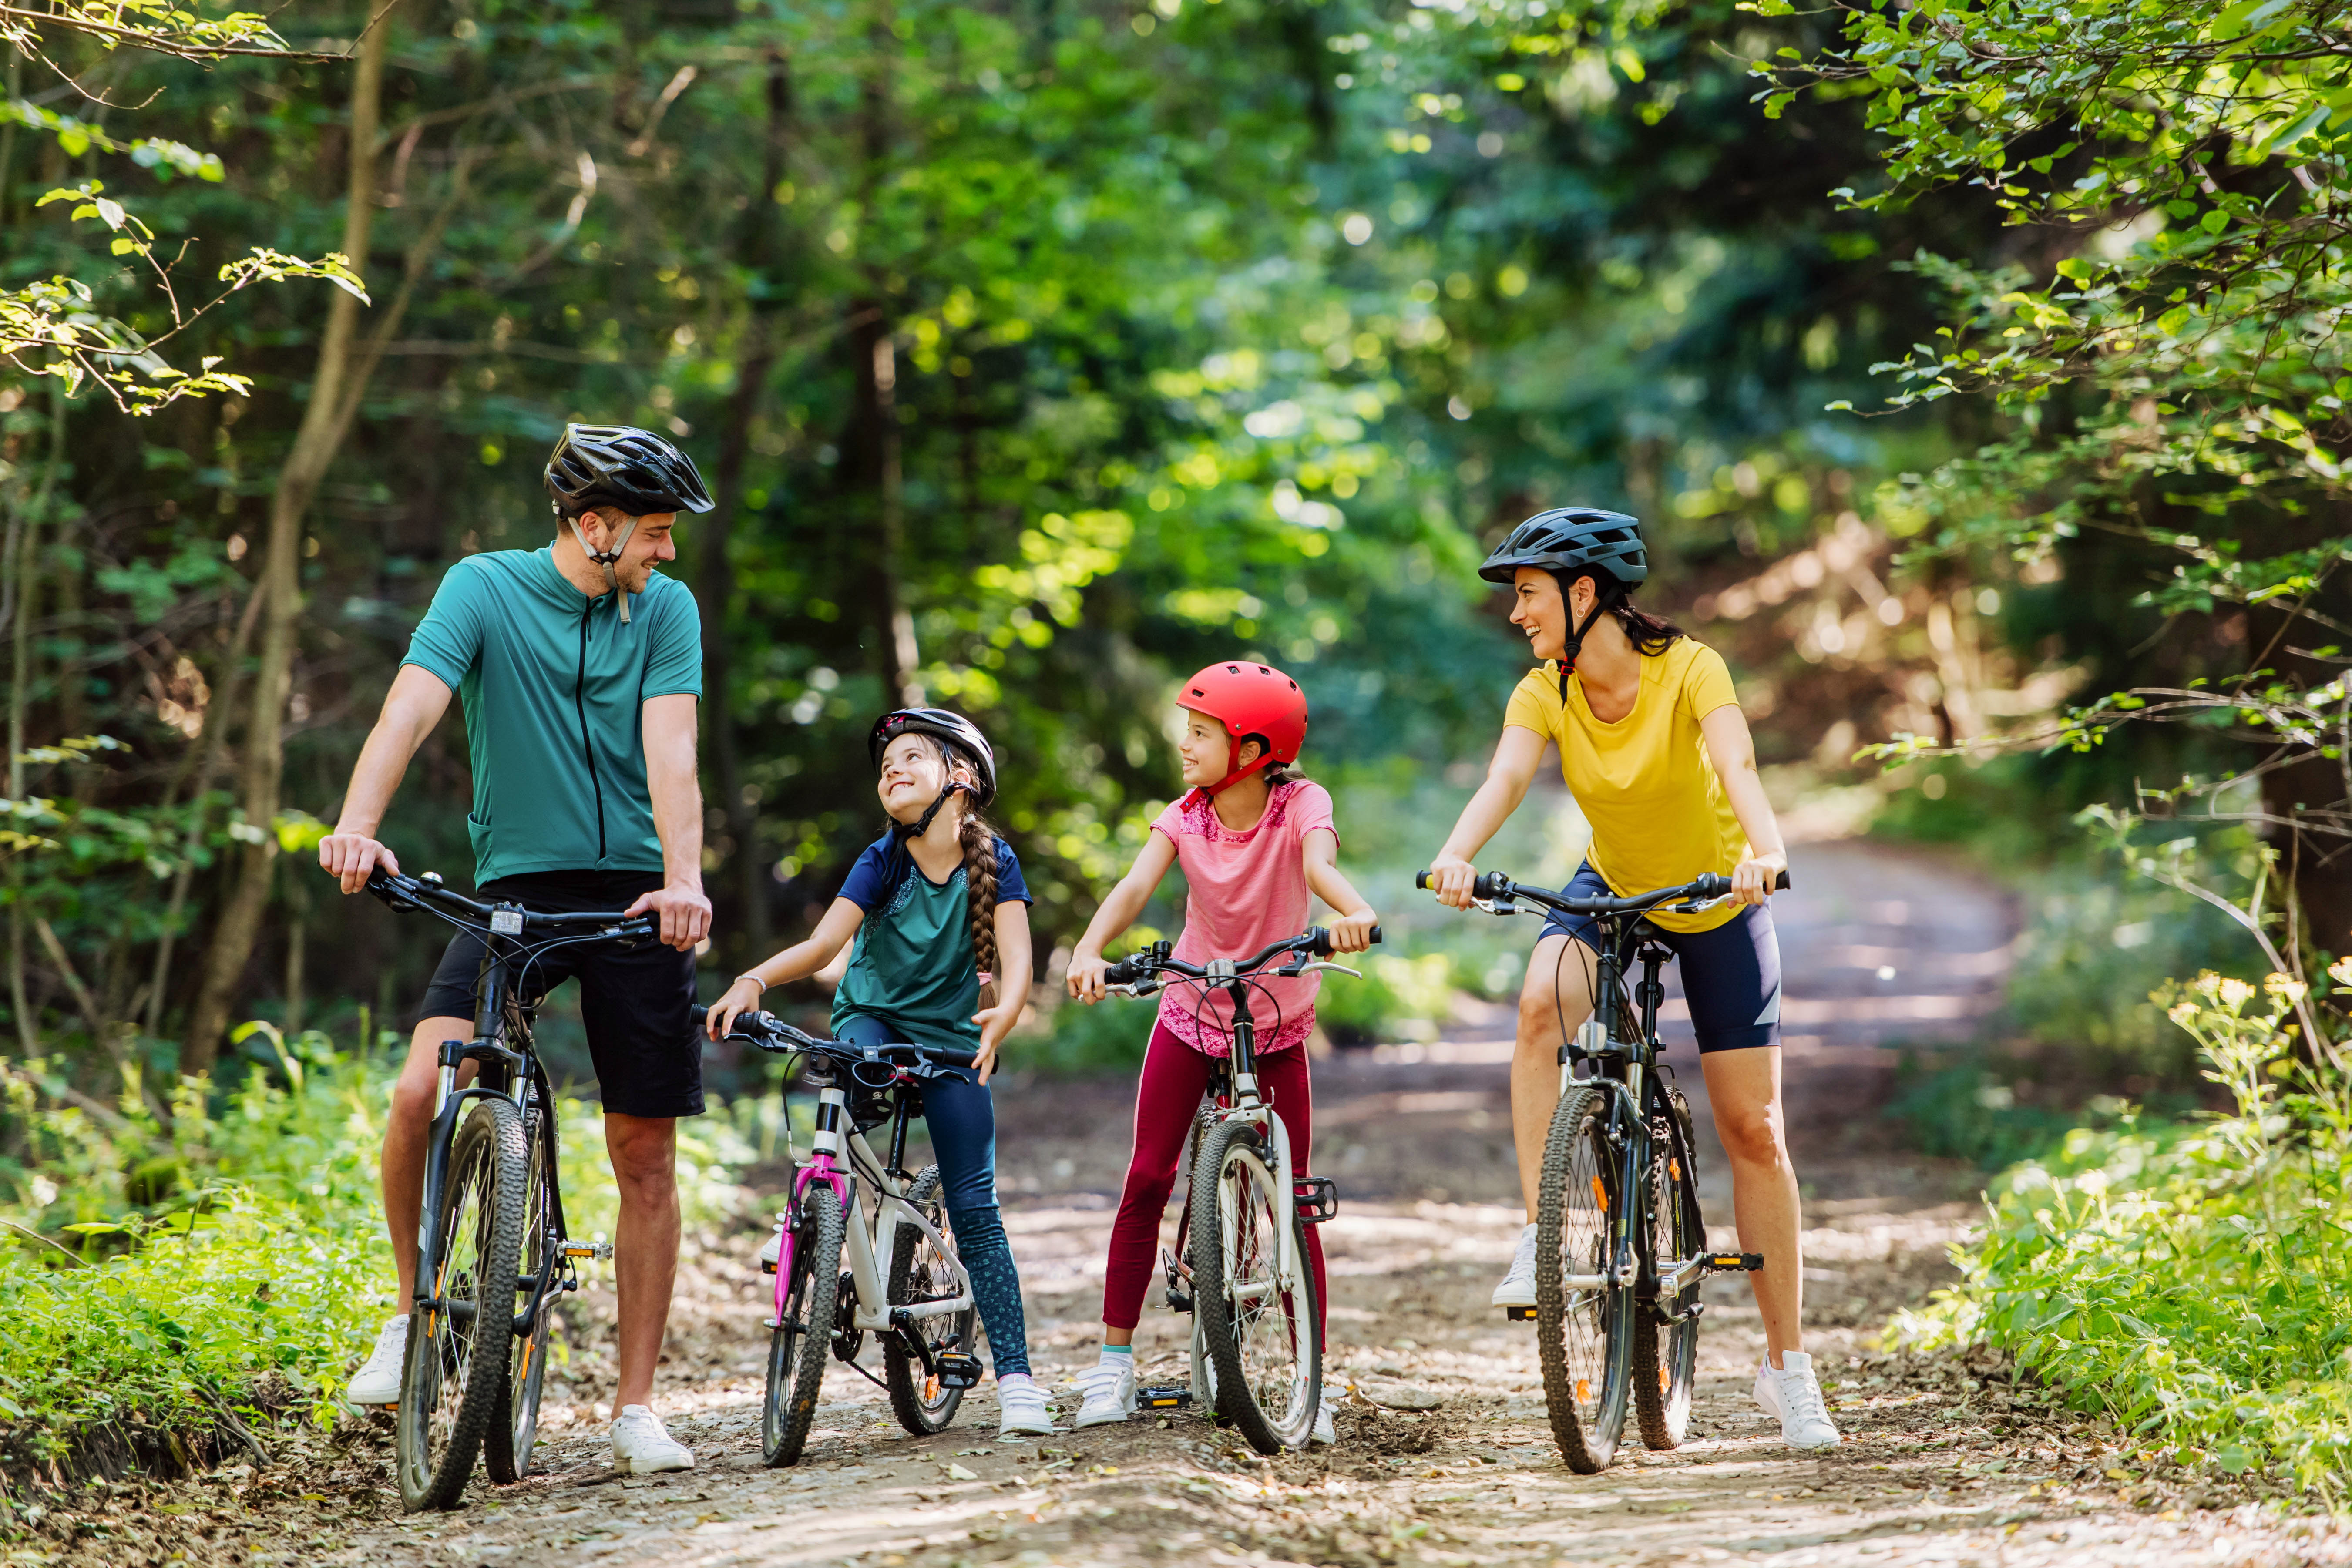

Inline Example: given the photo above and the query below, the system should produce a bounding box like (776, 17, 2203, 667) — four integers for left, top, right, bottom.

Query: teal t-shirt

(401, 547, 702, 884)
(830, 832, 1034, 1052)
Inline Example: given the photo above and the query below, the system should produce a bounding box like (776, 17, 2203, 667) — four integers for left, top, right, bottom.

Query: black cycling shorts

(415, 869, 704, 1118)
(1536, 861, 1782, 1054)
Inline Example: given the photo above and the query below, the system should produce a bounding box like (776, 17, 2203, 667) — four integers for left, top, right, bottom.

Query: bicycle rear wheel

(1535, 1084, 1632, 1473)
(1633, 1089, 1701, 1450)
(1193, 1118, 1319, 1454)
(884, 1166, 974, 1436)
(487, 1099, 554, 1484)
(763, 1180, 843, 1467)
(398, 1098, 528, 1511)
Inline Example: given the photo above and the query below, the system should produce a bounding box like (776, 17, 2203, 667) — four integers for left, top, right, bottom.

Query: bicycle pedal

(934, 1353, 982, 1390)
(1704, 1252, 1765, 1273)
(562, 1241, 613, 1261)
(1137, 1384, 1193, 1410)
(1293, 1175, 1339, 1225)
(1503, 1305, 1538, 1322)
(1166, 1287, 1194, 1314)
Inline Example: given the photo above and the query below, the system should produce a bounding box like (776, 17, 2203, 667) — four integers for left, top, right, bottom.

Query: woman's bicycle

(697, 1007, 984, 1466)
(365, 869, 639, 1511)
(1097, 924, 1377, 1454)
(1418, 867, 1774, 1473)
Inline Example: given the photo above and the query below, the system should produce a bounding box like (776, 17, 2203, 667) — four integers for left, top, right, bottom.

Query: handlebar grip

(1414, 870, 1431, 890)
(1777, 868, 1792, 891)
(1369, 925, 1382, 946)
(1692, 873, 1731, 897)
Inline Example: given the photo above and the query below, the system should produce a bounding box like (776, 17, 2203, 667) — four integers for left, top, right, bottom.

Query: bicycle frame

(768, 1078, 975, 1337)
(1550, 916, 1678, 1306)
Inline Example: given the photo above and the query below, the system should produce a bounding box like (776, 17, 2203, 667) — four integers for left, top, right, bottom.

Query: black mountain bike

(1418, 867, 1776, 1473)
(366, 869, 639, 1511)
(1099, 925, 1376, 1454)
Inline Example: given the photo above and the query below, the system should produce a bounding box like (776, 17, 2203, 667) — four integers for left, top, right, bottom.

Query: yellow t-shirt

(1502, 637, 1747, 934)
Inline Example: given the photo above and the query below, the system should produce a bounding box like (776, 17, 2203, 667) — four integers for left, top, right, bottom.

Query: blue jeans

(833, 1015, 1030, 1379)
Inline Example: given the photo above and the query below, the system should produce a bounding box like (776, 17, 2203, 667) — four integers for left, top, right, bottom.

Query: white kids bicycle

(697, 1006, 984, 1466)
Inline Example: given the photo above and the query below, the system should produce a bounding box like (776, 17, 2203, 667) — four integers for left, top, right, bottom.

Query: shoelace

(1508, 1232, 1539, 1277)
(1776, 1368, 1831, 1429)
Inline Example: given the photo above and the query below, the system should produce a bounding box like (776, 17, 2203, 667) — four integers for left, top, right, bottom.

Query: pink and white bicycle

(697, 1006, 983, 1466)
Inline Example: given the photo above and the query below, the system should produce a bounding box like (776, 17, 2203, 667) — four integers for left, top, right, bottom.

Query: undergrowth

(0, 1022, 775, 1478)
(1897, 963, 2352, 1493)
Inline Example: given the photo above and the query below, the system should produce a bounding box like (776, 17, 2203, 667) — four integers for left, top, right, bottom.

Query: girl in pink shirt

(1063, 661, 1377, 1444)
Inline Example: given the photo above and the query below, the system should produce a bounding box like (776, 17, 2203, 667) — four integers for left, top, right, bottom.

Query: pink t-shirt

(1151, 780, 1338, 1058)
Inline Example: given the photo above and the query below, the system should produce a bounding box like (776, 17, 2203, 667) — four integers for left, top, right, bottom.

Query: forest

(3, 0, 2351, 1542)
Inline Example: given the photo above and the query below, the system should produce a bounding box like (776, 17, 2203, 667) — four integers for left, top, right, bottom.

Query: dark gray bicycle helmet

(544, 424, 716, 517)
(1477, 507, 1648, 588)
(871, 708, 998, 837)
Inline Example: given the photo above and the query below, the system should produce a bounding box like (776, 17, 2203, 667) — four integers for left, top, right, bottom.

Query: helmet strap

(1556, 598, 1611, 701)
(567, 514, 640, 625)
(898, 781, 965, 841)
(1205, 736, 1272, 796)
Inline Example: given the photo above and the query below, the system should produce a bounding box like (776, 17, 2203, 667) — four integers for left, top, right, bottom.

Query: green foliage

(1316, 952, 1456, 1047)
(1899, 964, 2352, 1490)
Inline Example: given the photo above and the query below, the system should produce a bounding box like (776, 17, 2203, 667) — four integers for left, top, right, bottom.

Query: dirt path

(40, 839, 2352, 1566)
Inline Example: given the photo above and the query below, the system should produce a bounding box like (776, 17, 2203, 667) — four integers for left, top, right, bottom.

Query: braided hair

(896, 734, 1004, 1006)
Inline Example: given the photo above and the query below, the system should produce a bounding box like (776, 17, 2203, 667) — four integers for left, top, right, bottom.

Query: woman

(1425, 507, 1839, 1450)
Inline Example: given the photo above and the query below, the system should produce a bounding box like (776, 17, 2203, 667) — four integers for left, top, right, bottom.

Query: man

(319, 425, 718, 1474)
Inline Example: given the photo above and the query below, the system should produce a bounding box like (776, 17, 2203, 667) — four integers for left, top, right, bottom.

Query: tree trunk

(697, 48, 794, 965)
(5, 379, 63, 1054)
(183, 9, 396, 1078)
(850, 3, 920, 706)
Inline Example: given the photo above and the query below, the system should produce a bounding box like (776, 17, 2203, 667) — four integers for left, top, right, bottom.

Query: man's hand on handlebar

(1730, 849, 1787, 908)
(1424, 851, 1479, 911)
(625, 880, 714, 952)
(1065, 947, 1111, 1005)
(319, 829, 399, 894)
(1327, 907, 1379, 954)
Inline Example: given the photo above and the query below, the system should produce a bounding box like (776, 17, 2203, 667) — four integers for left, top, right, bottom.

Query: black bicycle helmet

(544, 424, 716, 517)
(1478, 507, 1648, 588)
(870, 708, 998, 807)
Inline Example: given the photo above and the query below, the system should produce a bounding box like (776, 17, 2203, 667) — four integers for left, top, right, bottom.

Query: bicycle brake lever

(1296, 960, 1364, 979)
(1472, 897, 1521, 917)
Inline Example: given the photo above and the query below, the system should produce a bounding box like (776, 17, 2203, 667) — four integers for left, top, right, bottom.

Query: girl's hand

(1329, 907, 1378, 954)
(1066, 948, 1109, 1004)
(970, 1001, 1021, 1085)
(1426, 851, 1478, 910)
(1730, 849, 1787, 907)
(707, 975, 765, 1041)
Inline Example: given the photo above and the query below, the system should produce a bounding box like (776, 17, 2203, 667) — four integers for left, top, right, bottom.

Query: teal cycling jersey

(401, 547, 701, 884)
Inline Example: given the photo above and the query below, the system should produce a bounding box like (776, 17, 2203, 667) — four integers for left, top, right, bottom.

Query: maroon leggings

(1102, 1021, 1327, 1336)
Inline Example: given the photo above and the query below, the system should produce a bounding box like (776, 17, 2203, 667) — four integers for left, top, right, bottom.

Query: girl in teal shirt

(708, 709, 1049, 1437)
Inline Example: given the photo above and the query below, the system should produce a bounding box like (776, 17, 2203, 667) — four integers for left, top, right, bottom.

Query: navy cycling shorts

(1534, 861, 1781, 1054)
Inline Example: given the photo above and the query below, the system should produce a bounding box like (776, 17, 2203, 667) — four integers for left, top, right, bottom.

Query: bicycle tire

(1192, 1118, 1320, 1454)
(763, 1180, 844, 1467)
(486, 1103, 554, 1484)
(1633, 1089, 1701, 1451)
(397, 1098, 528, 1511)
(884, 1165, 974, 1436)
(1534, 1084, 1633, 1474)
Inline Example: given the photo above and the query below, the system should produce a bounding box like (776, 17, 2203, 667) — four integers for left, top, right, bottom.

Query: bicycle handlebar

(1412, 866, 1788, 915)
(689, 1004, 980, 1071)
(1100, 924, 1382, 990)
(367, 868, 658, 938)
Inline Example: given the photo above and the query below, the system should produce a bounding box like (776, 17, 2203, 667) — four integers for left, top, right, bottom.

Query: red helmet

(1178, 661, 1308, 794)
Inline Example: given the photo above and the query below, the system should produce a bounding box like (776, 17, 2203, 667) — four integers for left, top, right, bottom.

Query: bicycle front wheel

(1193, 1118, 1320, 1454)
(763, 1179, 843, 1467)
(398, 1098, 528, 1511)
(884, 1165, 974, 1436)
(1633, 1089, 1702, 1451)
(1535, 1084, 1633, 1473)
(487, 1101, 554, 1484)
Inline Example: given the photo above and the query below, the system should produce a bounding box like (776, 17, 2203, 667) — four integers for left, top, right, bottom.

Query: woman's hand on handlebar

(1066, 947, 1110, 1005)
(319, 830, 399, 894)
(1425, 851, 1479, 910)
(706, 974, 765, 1041)
(1730, 848, 1787, 907)
(1328, 906, 1379, 954)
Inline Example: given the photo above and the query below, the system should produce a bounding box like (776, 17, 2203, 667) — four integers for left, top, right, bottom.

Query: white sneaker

(1491, 1223, 1539, 1309)
(1310, 1391, 1338, 1447)
(996, 1373, 1055, 1437)
(611, 1405, 695, 1474)
(345, 1314, 408, 1407)
(1072, 1356, 1137, 1428)
(1754, 1352, 1841, 1450)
